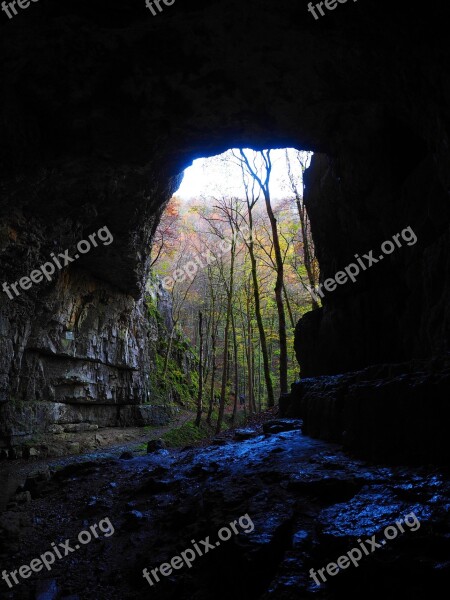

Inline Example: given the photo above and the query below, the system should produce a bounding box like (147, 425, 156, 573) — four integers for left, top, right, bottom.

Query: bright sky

(175, 148, 312, 201)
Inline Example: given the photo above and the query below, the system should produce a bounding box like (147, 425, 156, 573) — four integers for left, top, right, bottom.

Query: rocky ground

(0, 414, 449, 600)
(0, 410, 195, 515)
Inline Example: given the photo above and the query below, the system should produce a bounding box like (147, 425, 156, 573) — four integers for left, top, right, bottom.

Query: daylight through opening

(147, 148, 317, 434)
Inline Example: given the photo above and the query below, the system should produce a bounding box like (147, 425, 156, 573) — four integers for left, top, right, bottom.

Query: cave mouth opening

(147, 147, 318, 428)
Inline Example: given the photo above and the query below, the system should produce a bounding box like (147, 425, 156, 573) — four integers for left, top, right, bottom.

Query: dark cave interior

(0, 1, 449, 599)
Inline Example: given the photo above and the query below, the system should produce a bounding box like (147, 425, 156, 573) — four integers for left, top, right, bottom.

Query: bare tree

(230, 150, 276, 407)
(199, 196, 244, 433)
(237, 149, 289, 396)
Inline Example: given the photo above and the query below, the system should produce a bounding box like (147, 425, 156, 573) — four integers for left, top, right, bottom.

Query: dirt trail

(0, 410, 194, 510)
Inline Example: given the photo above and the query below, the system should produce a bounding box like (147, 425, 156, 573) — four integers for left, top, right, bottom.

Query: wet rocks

(123, 509, 145, 530)
(234, 428, 259, 441)
(285, 476, 362, 503)
(23, 467, 52, 498)
(119, 451, 134, 460)
(0, 417, 448, 600)
(212, 438, 228, 445)
(52, 461, 103, 481)
(292, 529, 311, 549)
(0, 512, 32, 554)
(263, 419, 302, 435)
(283, 358, 450, 464)
(146, 439, 166, 453)
(187, 462, 220, 480)
(35, 578, 58, 600)
(138, 476, 179, 495)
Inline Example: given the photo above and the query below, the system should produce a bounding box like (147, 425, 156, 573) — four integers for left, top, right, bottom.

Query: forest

(148, 149, 319, 434)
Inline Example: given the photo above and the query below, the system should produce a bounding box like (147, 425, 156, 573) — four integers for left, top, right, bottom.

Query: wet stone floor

(0, 425, 449, 599)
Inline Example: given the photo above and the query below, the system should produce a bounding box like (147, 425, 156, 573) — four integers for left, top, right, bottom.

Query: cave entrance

(147, 148, 318, 433)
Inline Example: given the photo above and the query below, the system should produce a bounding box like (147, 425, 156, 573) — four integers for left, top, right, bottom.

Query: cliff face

(0, 1, 449, 452)
(0, 269, 179, 452)
(295, 143, 450, 377)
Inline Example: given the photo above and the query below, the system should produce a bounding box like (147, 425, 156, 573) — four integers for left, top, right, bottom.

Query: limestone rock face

(0, 273, 175, 447)
(296, 149, 450, 376)
(0, 1, 449, 442)
(282, 356, 450, 463)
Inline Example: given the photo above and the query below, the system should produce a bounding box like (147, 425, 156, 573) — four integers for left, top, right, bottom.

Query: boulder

(146, 439, 166, 453)
(120, 451, 134, 460)
(23, 446, 40, 458)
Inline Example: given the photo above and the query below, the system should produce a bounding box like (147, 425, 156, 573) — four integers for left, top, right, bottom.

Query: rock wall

(296, 143, 450, 377)
(281, 355, 450, 464)
(0, 246, 178, 450)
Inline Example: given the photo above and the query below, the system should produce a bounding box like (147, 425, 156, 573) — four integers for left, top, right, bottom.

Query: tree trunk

(207, 289, 219, 425)
(258, 342, 262, 412)
(247, 217, 275, 407)
(246, 295, 254, 413)
(238, 298, 249, 417)
(263, 190, 289, 395)
(207, 327, 217, 425)
(231, 308, 239, 425)
(216, 300, 231, 434)
(283, 284, 296, 330)
(251, 329, 257, 412)
(195, 311, 204, 427)
(216, 241, 236, 434)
